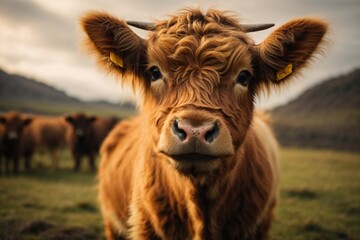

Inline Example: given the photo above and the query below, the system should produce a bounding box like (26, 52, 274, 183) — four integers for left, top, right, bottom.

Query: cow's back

(28, 117, 68, 151)
(98, 116, 143, 233)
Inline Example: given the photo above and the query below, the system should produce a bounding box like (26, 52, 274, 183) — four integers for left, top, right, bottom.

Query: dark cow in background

(26, 116, 69, 169)
(65, 113, 118, 172)
(0, 122, 5, 173)
(0, 112, 32, 174)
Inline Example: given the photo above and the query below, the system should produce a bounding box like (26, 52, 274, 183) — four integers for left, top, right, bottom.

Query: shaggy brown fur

(81, 8, 328, 239)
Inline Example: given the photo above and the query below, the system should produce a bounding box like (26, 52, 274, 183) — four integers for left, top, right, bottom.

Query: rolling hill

(0, 68, 135, 117)
(272, 68, 360, 152)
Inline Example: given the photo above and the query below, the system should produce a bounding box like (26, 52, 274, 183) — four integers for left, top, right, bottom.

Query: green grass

(0, 148, 359, 239)
(271, 148, 360, 240)
(0, 151, 102, 240)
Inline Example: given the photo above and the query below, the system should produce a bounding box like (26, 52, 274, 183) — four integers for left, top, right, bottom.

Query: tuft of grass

(298, 221, 351, 240)
(19, 219, 55, 235)
(284, 188, 318, 200)
(39, 226, 97, 240)
(75, 202, 97, 213)
(62, 202, 97, 213)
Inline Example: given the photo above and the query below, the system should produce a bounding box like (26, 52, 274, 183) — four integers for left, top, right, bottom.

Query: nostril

(204, 123, 219, 143)
(172, 119, 187, 141)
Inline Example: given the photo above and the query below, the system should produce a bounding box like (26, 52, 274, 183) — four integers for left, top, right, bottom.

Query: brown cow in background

(25, 116, 69, 169)
(81, 7, 328, 239)
(65, 113, 118, 172)
(0, 111, 32, 174)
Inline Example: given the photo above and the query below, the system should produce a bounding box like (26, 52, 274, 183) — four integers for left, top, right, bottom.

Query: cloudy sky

(0, 0, 359, 108)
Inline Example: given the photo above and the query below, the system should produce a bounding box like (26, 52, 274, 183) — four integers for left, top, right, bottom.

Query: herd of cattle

(0, 111, 119, 174)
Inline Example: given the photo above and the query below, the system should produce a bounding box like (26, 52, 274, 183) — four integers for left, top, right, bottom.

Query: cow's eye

(236, 70, 251, 87)
(150, 66, 162, 82)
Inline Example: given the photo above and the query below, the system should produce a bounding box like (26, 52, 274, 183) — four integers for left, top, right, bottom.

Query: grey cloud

(0, 0, 76, 51)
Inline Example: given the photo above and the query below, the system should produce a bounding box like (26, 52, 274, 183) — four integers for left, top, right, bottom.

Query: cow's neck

(147, 150, 244, 239)
(142, 129, 269, 239)
(183, 177, 229, 240)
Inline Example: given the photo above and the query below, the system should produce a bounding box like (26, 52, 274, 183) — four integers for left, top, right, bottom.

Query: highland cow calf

(81, 8, 328, 239)
(65, 113, 118, 172)
(0, 112, 32, 174)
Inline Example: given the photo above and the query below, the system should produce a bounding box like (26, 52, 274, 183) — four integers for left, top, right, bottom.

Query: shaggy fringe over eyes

(143, 8, 259, 130)
(148, 9, 254, 88)
(154, 8, 243, 33)
(145, 8, 257, 126)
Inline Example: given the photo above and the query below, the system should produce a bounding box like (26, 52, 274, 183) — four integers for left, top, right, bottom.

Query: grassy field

(272, 149, 359, 240)
(0, 148, 359, 240)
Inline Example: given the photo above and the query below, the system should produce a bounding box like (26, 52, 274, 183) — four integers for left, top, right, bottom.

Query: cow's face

(145, 22, 257, 176)
(65, 113, 96, 139)
(0, 112, 32, 143)
(81, 9, 327, 177)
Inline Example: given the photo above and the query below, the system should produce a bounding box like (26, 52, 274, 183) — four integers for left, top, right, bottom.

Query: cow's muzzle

(172, 119, 219, 144)
(157, 111, 234, 162)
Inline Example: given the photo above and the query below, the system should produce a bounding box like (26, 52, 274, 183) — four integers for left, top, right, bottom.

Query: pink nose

(172, 119, 219, 143)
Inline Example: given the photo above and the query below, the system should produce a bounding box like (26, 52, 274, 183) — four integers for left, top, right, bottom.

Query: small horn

(240, 23, 275, 32)
(126, 21, 156, 31)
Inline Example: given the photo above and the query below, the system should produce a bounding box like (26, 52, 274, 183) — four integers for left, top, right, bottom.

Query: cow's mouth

(169, 153, 219, 162)
(159, 151, 225, 175)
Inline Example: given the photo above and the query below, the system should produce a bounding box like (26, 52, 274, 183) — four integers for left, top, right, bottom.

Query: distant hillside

(0, 68, 136, 117)
(272, 68, 360, 152)
(0, 69, 81, 104)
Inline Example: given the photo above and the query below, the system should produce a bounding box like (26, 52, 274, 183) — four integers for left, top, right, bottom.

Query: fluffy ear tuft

(65, 116, 74, 124)
(81, 12, 147, 87)
(256, 17, 329, 87)
(88, 116, 97, 123)
(22, 118, 32, 127)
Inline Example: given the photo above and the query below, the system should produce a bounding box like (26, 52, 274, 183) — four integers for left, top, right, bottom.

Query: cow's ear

(0, 116, 6, 124)
(88, 116, 97, 123)
(255, 18, 328, 87)
(81, 12, 147, 86)
(22, 118, 32, 127)
(65, 116, 74, 124)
